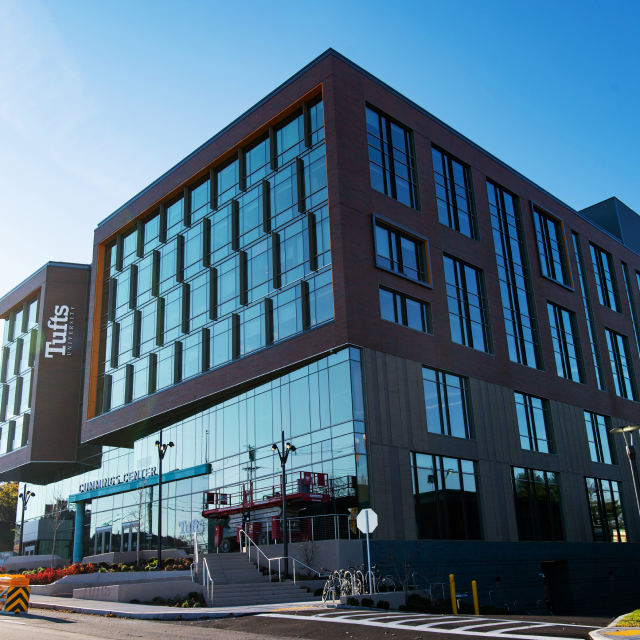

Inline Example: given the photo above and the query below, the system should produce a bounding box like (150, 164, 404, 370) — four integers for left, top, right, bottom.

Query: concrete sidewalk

(29, 595, 325, 620)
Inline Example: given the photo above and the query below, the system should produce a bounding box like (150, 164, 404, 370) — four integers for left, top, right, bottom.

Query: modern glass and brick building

(2, 49, 640, 614)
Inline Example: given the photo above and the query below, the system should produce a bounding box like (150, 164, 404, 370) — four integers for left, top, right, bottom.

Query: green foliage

(376, 600, 390, 610)
(362, 597, 374, 608)
(0, 482, 18, 523)
(619, 609, 640, 627)
(346, 597, 359, 606)
(314, 587, 324, 597)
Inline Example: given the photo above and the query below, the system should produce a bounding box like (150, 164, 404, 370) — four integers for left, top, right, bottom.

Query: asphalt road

(0, 608, 610, 640)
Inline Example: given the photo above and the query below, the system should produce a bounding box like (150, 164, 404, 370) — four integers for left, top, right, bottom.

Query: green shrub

(376, 600, 390, 610)
(129, 599, 140, 604)
(314, 588, 323, 597)
(151, 596, 165, 604)
(346, 597, 359, 606)
(362, 597, 374, 608)
(187, 592, 199, 600)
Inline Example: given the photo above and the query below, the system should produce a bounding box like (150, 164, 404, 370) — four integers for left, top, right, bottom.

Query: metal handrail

(239, 529, 325, 585)
(512, 600, 529, 615)
(489, 591, 510, 611)
(383, 574, 402, 592)
(202, 558, 214, 602)
(411, 571, 430, 596)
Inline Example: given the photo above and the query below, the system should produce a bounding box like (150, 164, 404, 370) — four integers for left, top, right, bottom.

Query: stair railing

(202, 558, 213, 602)
(489, 590, 510, 611)
(239, 529, 325, 585)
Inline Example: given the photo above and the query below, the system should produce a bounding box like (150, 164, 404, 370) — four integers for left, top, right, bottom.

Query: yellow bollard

(472, 580, 479, 615)
(449, 573, 457, 615)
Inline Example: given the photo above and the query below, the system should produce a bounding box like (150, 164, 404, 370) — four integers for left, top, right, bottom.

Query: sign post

(356, 508, 378, 595)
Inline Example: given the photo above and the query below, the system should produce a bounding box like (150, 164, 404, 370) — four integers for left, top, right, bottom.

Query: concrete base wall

(369, 540, 640, 618)
(339, 593, 406, 609)
(4, 555, 69, 571)
(72, 581, 202, 603)
(30, 570, 193, 596)
(247, 539, 363, 577)
(82, 549, 188, 564)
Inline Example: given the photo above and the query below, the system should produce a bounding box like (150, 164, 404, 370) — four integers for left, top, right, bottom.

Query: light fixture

(610, 425, 640, 434)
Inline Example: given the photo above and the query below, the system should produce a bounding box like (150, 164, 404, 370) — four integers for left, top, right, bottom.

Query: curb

(589, 614, 640, 640)
(29, 600, 233, 620)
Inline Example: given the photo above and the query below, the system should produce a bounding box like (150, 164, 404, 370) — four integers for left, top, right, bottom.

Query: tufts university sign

(44, 305, 75, 358)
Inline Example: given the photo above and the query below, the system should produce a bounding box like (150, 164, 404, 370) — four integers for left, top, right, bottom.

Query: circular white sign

(356, 508, 378, 533)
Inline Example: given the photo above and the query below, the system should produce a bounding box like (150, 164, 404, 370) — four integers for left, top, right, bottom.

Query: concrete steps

(195, 552, 319, 607)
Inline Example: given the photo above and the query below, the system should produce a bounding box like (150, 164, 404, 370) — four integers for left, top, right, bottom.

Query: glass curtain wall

(96, 99, 332, 415)
(0, 297, 38, 456)
(17, 347, 368, 558)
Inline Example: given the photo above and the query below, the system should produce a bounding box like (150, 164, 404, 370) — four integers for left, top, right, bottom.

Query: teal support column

(72, 500, 86, 563)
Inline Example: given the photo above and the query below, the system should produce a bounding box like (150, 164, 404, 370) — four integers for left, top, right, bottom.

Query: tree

(0, 482, 18, 552)
(124, 481, 149, 569)
(45, 489, 68, 568)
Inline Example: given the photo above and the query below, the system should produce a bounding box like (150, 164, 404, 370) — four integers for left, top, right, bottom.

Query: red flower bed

(13, 563, 98, 586)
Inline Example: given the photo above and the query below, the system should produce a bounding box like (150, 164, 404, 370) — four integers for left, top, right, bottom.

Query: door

(121, 523, 139, 553)
(24, 545, 35, 556)
(541, 560, 574, 615)
(95, 527, 112, 555)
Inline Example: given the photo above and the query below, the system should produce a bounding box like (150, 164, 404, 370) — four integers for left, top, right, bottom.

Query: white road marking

(0, 618, 26, 625)
(259, 612, 596, 639)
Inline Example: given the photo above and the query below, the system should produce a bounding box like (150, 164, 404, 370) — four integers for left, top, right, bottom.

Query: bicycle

(321, 568, 344, 602)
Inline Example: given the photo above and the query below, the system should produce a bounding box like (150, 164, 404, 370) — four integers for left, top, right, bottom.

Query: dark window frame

(511, 466, 565, 541)
(411, 452, 483, 541)
(372, 214, 431, 287)
(590, 243, 622, 313)
(584, 410, 617, 465)
(531, 202, 573, 289)
(547, 301, 586, 383)
(585, 477, 627, 543)
(365, 103, 420, 210)
(604, 327, 639, 401)
(443, 254, 493, 354)
(431, 144, 478, 239)
(379, 286, 432, 334)
(488, 181, 542, 369)
(422, 366, 474, 439)
(514, 391, 555, 454)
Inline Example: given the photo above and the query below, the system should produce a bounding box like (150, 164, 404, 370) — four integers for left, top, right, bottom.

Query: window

(366, 106, 418, 209)
(621, 262, 640, 357)
(422, 368, 472, 439)
(443, 256, 491, 352)
(584, 411, 616, 465)
(511, 467, 564, 541)
(432, 148, 476, 238)
(488, 182, 541, 369)
(514, 392, 554, 453)
(379, 287, 431, 333)
(605, 329, 638, 400)
(547, 302, 585, 382)
(374, 220, 429, 283)
(590, 244, 621, 312)
(573, 233, 606, 390)
(585, 477, 626, 542)
(411, 453, 482, 540)
(532, 206, 571, 286)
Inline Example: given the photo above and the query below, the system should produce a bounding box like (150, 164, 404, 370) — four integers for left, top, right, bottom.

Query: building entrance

(121, 522, 139, 553)
(95, 527, 112, 555)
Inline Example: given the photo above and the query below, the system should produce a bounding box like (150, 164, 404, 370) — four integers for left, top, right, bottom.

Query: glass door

(95, 527, 112, 555)
(121, 523, 139, 553)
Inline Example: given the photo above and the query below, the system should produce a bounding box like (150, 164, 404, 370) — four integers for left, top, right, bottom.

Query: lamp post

(272, 431, 296, 579)
(155, 432, 174, 570)
(18, 485, 35, 556)
(610, 425, 640, 517)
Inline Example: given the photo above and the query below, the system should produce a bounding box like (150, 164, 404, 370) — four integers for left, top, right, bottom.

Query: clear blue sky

(0, 0, 638, 315)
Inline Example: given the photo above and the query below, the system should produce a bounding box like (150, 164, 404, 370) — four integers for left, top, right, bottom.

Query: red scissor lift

(202, 471, 331, 551)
